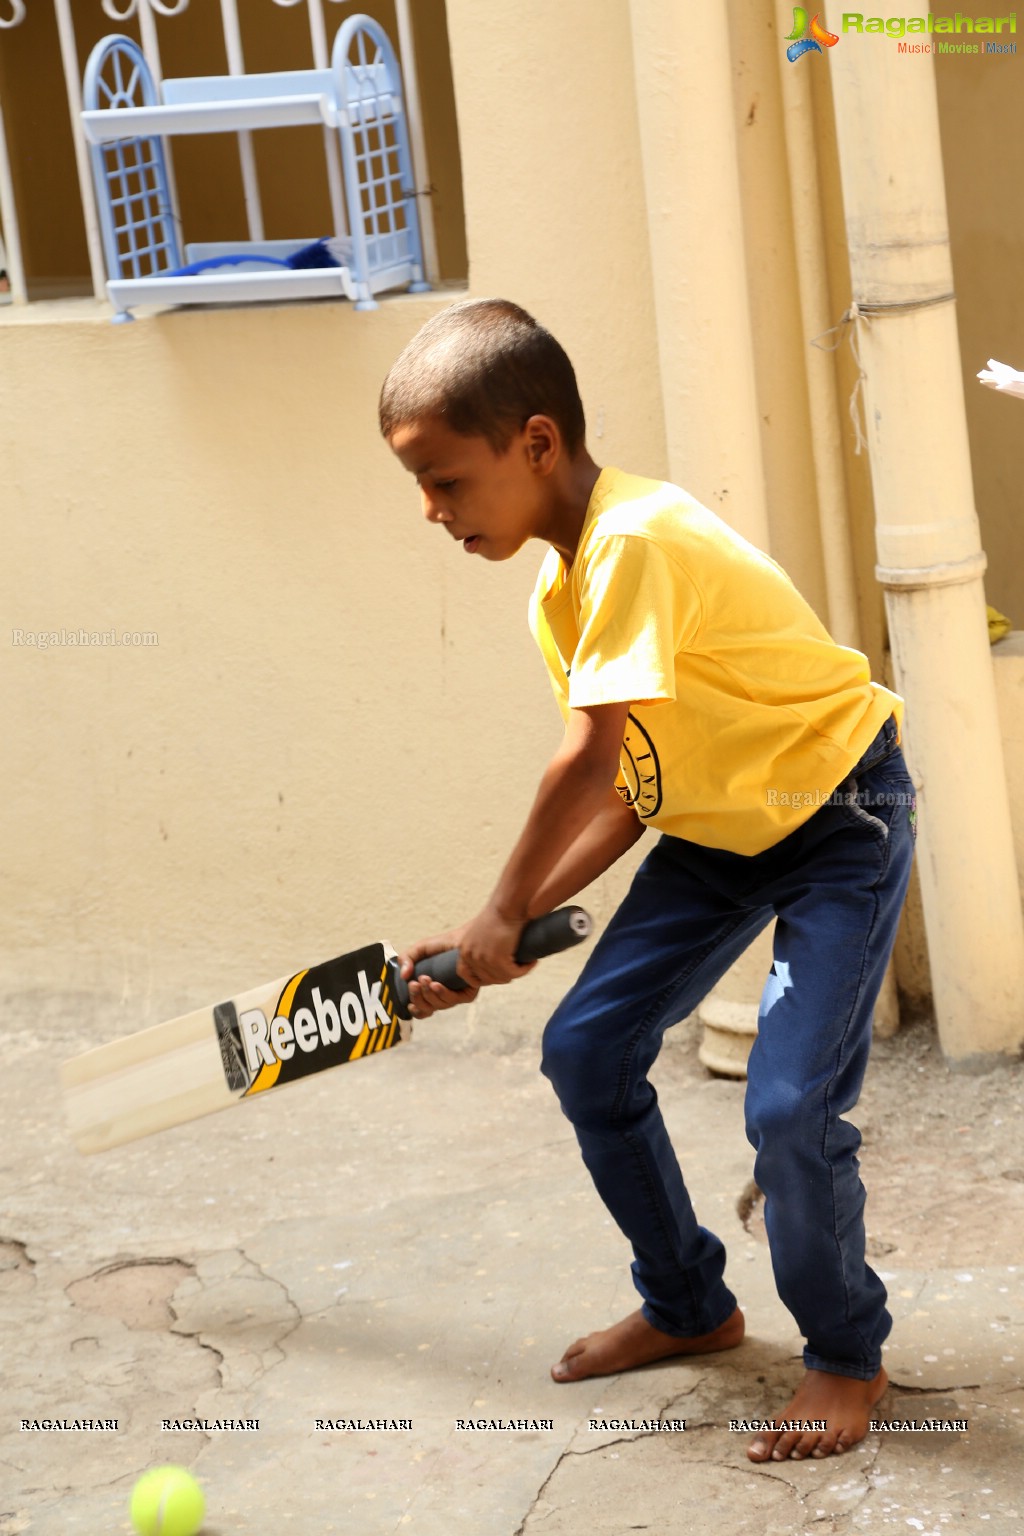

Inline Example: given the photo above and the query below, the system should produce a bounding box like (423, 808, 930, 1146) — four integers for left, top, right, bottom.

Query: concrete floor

(2, 973, 1022, 1536)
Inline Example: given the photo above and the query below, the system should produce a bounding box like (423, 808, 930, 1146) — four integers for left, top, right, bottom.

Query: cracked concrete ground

(1, 969, 1022, 1536)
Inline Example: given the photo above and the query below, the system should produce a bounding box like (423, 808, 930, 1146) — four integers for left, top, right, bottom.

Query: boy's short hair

(379, 297, 587, 455)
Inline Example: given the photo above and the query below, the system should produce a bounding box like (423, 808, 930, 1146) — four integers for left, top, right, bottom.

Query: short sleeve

(528, 575, 571, 722)
(567, 535, 700, 709)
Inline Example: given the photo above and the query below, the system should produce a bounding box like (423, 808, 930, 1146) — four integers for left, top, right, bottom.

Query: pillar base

(698, 996, 757, 1079)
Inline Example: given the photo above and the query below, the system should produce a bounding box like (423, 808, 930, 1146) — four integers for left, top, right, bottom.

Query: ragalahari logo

(785, 7, 840, 61)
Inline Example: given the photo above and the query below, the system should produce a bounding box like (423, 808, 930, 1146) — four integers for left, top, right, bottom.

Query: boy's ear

(523, 414, 561, 472)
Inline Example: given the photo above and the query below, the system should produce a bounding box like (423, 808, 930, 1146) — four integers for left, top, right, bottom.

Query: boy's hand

(454, 903, 538, 988)
(397, 928, 481, 1019)
(397, 906, 539, 1018)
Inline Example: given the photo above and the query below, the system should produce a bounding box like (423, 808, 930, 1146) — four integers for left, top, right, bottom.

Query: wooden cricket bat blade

(60, 907, 592, 1155)
(60, 942, 408, 1155)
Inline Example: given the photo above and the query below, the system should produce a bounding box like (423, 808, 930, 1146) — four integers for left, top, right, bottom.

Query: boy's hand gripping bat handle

(387, 906, 592, 1021)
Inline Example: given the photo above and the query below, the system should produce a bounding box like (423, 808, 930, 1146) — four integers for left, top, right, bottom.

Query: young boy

(380, 297, 916, 1464)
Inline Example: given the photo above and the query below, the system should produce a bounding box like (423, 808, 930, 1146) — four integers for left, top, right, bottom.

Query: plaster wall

(1, 0, 664, 1035)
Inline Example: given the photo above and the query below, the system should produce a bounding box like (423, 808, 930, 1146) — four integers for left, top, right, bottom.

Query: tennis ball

(130, 1465, 205, 1536)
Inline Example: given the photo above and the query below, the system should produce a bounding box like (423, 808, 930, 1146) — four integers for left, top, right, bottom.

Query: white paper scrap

(978, 358, 1024, 399)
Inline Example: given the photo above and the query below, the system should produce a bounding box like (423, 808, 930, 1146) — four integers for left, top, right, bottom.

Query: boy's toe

(770, 1429, 805, 1461)
(551, 1341, 586, 1382)
(811, 1427, 841, 1458)
(747, 1433, 775, 1462)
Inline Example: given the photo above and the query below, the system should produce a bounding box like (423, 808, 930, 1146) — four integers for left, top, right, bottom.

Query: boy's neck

(546, 452, 602, 569)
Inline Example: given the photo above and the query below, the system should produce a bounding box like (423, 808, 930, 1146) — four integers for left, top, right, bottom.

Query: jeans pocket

(874, 758, 918, 845)
(836, 774, 891, 842)
(838, 754, 918, 847)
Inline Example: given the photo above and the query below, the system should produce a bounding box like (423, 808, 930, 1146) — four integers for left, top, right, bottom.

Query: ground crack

(237, 1246, 305, 1365)
(164, 1321, 226, 1392)
(166, 1249, 304, 1394)
(512, 1443, 572, 1536)
(886, 1379, 982, 1394)
(0, 1236, 35, 1269)
(66, 1257, 194, 1332)
(510, 1397, 719, 1536)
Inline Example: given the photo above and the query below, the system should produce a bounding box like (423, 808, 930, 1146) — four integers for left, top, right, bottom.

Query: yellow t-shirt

(528, 467, 902, 855)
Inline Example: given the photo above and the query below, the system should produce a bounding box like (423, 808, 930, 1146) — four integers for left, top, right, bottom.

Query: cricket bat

(60, 906, 593, 1155)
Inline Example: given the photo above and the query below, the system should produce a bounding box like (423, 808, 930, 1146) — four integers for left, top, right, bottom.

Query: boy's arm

(461, 700, 631, 983)
(400, 703, 642, 1009)
(525, 785, 646, 918)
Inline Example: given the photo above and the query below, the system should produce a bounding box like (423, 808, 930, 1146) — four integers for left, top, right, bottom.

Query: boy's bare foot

(551, 1305, 744, 1382)
(747, 1366, 888, 1462)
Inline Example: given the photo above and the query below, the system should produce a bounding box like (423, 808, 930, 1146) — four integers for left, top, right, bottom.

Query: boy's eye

(434, 479, 457, 491)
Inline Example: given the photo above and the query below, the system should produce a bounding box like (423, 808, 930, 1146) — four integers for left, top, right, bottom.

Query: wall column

(628, 0, 769, 548)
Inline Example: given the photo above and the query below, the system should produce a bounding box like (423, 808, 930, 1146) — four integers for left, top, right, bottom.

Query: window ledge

(0, 283, 467, 330)
(0, 296, 113, 328)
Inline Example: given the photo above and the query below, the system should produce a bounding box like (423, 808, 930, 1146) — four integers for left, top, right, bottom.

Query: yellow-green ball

(130, 1465, 205, 1536)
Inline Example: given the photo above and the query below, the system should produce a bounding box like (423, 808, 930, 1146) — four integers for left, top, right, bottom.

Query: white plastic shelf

(107, 265, 358, 311)
(82, 95, 335, 142)
(82, 21, 430, 320)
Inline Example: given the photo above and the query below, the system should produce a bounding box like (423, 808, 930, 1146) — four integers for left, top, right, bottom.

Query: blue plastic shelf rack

(82, 14, 430, 321)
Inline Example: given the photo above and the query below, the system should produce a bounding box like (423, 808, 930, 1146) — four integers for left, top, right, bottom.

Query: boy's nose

(421, 490, 450, 524)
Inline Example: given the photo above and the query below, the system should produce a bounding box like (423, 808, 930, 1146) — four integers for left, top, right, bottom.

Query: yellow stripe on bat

(246, 969, 308, 1095)
(348, 1021, 372, 1061)
(373, 960, 400, 1052)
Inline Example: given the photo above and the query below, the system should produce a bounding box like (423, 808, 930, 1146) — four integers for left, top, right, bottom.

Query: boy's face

(388, 416, 552, 562)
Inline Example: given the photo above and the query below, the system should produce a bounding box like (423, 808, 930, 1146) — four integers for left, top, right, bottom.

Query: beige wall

(2, 0, 1023, 1041)
(443, 0, 664, 466)
(0, 0, 664, 1034)
(933, 0, 1024, 628)
(0, 293, 580, 1015)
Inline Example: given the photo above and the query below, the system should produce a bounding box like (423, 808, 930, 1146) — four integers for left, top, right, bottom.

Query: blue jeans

(541, 717, 916, 1380)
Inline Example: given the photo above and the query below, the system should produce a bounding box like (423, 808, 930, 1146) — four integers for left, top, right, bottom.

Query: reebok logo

(239, 970, 391, 1071)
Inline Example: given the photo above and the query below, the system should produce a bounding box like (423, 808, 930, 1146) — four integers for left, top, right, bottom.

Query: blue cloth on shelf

(167, 237, 342, 277)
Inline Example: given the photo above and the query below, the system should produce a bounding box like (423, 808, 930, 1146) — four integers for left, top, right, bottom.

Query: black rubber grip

(388, 906, 592, 1020)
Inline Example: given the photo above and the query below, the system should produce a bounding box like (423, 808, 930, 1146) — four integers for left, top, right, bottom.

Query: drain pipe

(828, 10, 1024, 1063)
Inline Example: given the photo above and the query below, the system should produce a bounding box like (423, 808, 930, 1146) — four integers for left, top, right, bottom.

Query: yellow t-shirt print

(528, 468, 901, 856)
(617, 712, 663, 820)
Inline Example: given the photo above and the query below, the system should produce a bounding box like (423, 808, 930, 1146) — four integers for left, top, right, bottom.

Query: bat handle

(387, 906, 592, 1021)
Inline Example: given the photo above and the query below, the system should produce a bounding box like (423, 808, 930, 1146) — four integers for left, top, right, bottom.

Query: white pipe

(306, 0, 348, 237)
(0, 0, 28, 299)
(136, 0, 164, 79)
(393, 0, 438, 280)
(219, 0, 264, 242)
(0, 85, 27, 303)
(53, 0, 108, 300)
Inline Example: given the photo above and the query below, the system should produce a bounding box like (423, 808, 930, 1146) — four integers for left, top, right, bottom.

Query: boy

(380, 298, 916, 1463)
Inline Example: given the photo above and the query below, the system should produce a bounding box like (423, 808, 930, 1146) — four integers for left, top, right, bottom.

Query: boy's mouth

(463, 535, 482, 554)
